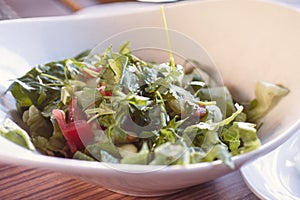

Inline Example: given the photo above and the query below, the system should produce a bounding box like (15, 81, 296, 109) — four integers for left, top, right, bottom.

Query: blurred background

(1, 0, 300, 20)
(0, 0, 97, 19)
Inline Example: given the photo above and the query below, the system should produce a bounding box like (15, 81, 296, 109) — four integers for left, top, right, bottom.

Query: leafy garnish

(0, 117, 35, 151)
(245, 81, 289, 122)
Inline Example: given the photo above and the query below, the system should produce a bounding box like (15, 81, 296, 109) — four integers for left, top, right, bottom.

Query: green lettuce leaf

(22, 105, 52, 138)
(30, 113, 68, 157)
(150, 141, 189, 165)
(73, 151, 96, 161)
(0, 118, 35, 151)
(202, 143, 233, 169)
(221, 122, 259, 156)
(198, 87, 235, 118)
(7, 60, 80, 115)
(246, 81, 289, 122)
(120, 143, 150, 164)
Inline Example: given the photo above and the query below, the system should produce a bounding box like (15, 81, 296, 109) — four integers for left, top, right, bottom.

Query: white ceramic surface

(1, 0, 300, 196)
(240, 131, 300, 200)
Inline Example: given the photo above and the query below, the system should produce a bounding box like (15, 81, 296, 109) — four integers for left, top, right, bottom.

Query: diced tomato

(94, 65, 103, 72)
(104, 90, 113, 96)
(98, 82, 113, 96)
(193, 105, 207, 118)
(98, 85, 106, 96)
(63, 120, 94, 150)
(52, 109, 94, 156)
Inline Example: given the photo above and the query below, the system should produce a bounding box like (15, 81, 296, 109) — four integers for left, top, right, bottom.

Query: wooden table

(0, 162, 257, 200)
(1, 0, 287, 199)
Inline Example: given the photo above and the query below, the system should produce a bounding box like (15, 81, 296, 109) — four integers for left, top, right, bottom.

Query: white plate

(241, 131, 300, 200)
(1, 0, 300, 196)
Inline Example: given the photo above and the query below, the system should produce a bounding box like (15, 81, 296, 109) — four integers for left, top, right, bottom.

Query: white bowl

(1, 0, 300, 196)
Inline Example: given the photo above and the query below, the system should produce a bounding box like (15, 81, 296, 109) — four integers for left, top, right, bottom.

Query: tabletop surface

(0, 0, 297, 199)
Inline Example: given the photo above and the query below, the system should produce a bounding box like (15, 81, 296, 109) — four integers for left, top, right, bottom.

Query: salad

(0, 42, 289, 168)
